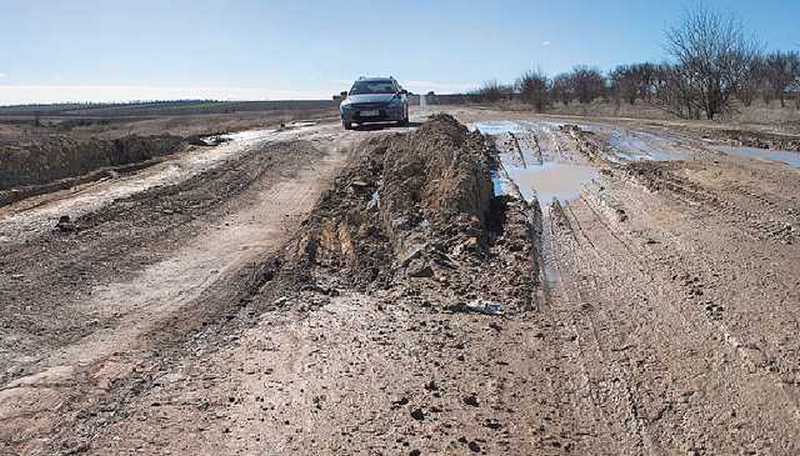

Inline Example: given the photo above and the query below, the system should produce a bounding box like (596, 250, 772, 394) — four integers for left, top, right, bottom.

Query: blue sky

(1, 0, 798, 104)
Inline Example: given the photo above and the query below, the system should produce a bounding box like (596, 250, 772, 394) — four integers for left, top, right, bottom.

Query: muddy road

(1, 108, 799, 455)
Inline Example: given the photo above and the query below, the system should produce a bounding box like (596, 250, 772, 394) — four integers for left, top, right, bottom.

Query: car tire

(399, 109, 409, 126)
(343, 121, 353, 130)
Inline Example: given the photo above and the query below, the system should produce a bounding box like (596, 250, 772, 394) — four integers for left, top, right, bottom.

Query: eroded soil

(1, 107, 799, 455)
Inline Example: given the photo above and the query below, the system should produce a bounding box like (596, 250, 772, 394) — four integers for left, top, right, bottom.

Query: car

(339, 77, 409, 130)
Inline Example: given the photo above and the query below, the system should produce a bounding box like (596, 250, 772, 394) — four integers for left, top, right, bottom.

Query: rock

(399, 244, 425, 267)
(350, 180, 369, 190)
(55, 215, 77, 232)
(468, 441, 481, 453)
(459, 300, 504, 316)
(463, 394, 479, 407)
(484, 419, 502, 430)
(407, 259, 433, 278)
(410, 408, 425, 421)
(391, 397, 409, 410)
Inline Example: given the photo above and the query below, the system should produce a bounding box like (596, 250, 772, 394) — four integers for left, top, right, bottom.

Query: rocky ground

(0, 107, 799, 455)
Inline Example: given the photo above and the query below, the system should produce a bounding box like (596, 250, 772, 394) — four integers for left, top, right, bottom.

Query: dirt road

(1, 108, 799, 455)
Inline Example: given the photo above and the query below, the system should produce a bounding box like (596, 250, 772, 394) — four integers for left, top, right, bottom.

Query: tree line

(469, 6, 800, 120)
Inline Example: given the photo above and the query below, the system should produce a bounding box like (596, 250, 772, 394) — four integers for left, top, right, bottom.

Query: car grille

(350, 102, 387, 109)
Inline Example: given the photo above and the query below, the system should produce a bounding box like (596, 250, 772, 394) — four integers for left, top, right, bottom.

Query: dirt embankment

(283, 114, 540, 312)
(704, 128, 800, 151)
(0, 134, 184, 206)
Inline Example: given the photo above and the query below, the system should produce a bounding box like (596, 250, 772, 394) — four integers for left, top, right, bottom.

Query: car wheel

(399, 109, 409, 126)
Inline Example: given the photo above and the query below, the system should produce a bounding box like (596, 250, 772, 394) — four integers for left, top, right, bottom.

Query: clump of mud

(560, 124, 610, 162)
(282, 115, 541, 313)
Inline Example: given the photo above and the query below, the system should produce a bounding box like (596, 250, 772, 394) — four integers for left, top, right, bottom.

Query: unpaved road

(1, 107, 799, 455)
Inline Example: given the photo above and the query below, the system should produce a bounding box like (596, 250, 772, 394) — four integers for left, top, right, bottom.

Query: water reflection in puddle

(475, 121, 598, 205)
(503, 162, 598, 205)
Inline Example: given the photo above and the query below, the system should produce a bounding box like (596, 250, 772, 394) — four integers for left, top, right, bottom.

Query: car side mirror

(340, 91, 348, 99)
(399, 89, 408, 95)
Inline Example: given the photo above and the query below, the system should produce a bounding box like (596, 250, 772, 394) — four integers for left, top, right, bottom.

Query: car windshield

(350, 80, 396, 95)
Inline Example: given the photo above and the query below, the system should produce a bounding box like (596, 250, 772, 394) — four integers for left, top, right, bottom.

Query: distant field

(0, 99, 338, 118)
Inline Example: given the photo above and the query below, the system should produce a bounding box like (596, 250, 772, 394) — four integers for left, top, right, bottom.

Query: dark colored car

(339, 77, 409, 129)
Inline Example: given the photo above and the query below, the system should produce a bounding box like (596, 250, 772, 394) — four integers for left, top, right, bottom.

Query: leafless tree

(763, 51, 800, 107)
(516, 69, 550, 112)
(569, 66, 606, 104)
(736, 54, 766, 107)
(631, 63, 658, 102)
(470, 80, 514, 103)
(653, 63, 703, 119)
(664, 5, 761, 119)
(550, 74, 573, 106)
(609, 65, 639, 105)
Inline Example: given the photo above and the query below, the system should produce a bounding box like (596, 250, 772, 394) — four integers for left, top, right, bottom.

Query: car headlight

(387, 97, 403, 107)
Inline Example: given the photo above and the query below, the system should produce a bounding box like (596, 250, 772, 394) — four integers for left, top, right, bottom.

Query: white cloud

(541, 41, 552, 47)
(0, 73, 6, 78)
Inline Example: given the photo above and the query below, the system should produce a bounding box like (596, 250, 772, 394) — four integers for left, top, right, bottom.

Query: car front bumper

(341, 105, 404, 123)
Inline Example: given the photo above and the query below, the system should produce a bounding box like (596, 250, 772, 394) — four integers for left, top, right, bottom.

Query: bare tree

(653, 63, 703, 119)
(631, 63, 658, 102)
(550, 73, 573, 106)
(570, 66, 606, 104)
(609, 65, 639, 105)
(665, 5, 760, 119)
(470, 80, 514, 103)
(516, 69, 550, 112)
(736, 54, 765, 107)
(763, 51, 800, 107)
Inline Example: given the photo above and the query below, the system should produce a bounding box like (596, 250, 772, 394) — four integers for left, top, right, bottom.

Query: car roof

(356, 77, 395, 83)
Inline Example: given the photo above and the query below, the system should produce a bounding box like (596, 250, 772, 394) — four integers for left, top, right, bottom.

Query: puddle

(714, 145, 800, 169)
(504, 162, 598, 204)
(605, 129, 690, 162)
(476, 121, 598, 205)
(471, 121, 527, 135)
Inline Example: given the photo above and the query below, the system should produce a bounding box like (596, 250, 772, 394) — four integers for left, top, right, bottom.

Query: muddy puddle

(498, 162, 599, 204)
(473, 121, 598, 205)
(714, 145, 800, 169)
(606, 130, 689, 161)
(578, 126, 694, 162)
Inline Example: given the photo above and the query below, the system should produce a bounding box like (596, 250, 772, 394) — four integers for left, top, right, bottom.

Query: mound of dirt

(560, 124, 609, 162)
(283, 114, 541, 312)
(0, 134, 183, 192)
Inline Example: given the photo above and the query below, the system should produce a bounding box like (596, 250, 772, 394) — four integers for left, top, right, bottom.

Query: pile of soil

(560, 124, 610, 162)
(0, 134, 183, 205)
(282, 114, 541, 312)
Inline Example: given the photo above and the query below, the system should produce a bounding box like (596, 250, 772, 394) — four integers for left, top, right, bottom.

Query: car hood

(343, 93, 398, 105)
